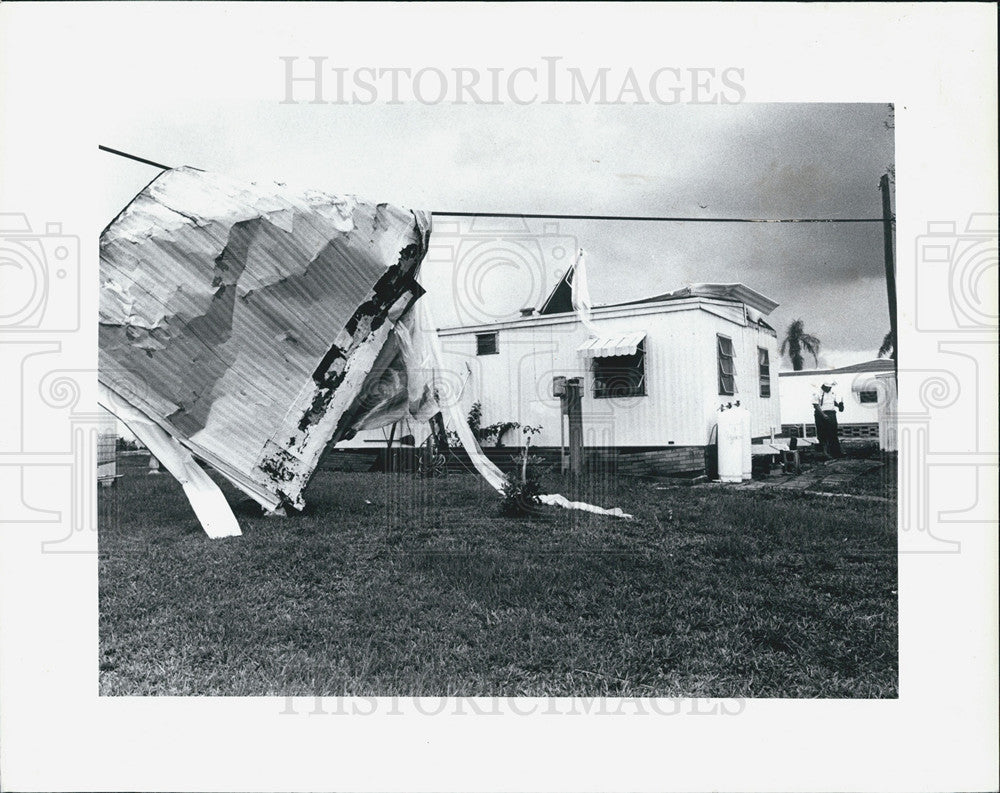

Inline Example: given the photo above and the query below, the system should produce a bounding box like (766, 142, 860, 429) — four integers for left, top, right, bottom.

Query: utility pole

(880, 173, 898, 375)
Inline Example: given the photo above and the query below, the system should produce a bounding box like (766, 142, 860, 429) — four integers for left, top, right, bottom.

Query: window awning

(576, 331, 646, 358)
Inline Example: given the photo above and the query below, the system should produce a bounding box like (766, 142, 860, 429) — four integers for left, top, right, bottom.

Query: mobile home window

(476, 332, 498, 356)
(758, 347, 771, 397)
(592, 342, 646, 399)
(859, 389, 878, 404)
(717, 335, 736, 395)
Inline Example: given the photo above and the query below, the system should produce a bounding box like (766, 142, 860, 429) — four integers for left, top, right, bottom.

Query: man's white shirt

(813, 389, 843, 410)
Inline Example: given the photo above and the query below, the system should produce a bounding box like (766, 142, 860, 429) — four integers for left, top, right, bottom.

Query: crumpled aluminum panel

(99, 167, 432, 510)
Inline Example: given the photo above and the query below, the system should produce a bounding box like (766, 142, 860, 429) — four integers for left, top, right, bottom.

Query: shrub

(499, 426, 548, 517)
(500, 474, 543, 516)
(464, 402, 527, 448)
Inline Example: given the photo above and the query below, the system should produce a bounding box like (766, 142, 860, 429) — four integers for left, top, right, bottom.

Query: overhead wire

(99, 145, 886, 224)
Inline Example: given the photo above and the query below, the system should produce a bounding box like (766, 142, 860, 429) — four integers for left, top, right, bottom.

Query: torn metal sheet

(100, 167, 433, 514)
(100, 382, 241, 538)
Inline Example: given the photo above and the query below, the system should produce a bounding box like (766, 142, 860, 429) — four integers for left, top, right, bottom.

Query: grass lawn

(99, 467, 897, 697)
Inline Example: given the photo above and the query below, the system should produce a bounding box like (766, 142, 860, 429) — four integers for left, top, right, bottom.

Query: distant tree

(878, 330, 896, 360)
(780, 319, 821, 371)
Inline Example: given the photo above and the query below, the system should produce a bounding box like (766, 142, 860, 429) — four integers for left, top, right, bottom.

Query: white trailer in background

(778, 358, 896, 449)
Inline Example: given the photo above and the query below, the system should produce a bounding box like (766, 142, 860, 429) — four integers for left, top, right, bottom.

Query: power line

(98, 145, 171, 171)
(99, 144, 885, 224)
(434, 211, 882, 223)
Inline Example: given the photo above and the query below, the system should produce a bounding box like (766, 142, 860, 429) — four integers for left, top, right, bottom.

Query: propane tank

(733, 400, 752, 481)
(716, 404, 742, 483)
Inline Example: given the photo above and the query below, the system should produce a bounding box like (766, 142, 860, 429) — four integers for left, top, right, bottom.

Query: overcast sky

(102, 101, 894, 370)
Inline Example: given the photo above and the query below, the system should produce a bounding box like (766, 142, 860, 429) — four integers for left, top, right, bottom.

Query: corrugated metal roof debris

(605, 282, 779, 316)
(778, 359, 895, 377)
(99, 167, 434, 513)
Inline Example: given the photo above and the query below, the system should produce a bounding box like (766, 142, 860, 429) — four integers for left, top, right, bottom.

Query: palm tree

(780, 319, 821, 371)
(878, 330, 896, 360)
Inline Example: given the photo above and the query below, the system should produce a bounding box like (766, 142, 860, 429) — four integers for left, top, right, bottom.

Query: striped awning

(576, 331, 646, 358)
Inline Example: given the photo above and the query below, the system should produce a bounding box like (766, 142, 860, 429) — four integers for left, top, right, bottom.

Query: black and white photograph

(96, 102, 898, 699)
(0, 3, 996, 792)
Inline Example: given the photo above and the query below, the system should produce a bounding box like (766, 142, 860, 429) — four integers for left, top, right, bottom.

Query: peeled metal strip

(99, 382, 242, 538)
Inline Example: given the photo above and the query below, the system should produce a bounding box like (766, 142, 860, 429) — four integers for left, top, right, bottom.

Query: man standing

(812, 380, 845, 458)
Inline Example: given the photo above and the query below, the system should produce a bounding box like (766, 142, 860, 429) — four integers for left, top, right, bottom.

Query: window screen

(758, 347, 771, 398)
(717, 335, 736, 395)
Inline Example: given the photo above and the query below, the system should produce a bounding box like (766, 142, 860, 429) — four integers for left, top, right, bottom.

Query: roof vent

(520, 308, 536, 317)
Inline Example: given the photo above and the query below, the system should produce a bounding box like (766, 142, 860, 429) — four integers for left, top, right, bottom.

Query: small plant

(500, 425, 548, 517)
(521, 424, 542, 441)
(484, 420, 520, 447)
(466, 401, 523, 447)
(500, 474, 544, 516)
(467, 401, 483, 437)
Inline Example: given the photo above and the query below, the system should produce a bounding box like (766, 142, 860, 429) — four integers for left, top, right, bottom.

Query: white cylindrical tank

(734, 402, 752, 481)
(716, 405, 742, 483)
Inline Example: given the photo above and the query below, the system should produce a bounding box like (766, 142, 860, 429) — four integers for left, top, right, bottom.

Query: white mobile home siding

(779, 369, 886, 428)
(434, 298, 781, 449)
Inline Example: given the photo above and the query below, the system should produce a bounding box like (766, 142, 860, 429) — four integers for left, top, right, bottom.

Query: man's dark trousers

(818, 409, 843, 458)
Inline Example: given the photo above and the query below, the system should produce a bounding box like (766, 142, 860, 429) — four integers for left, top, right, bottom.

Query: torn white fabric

(393, 310, 442, 423)
(99, 383, 241, 538)
(420, 299, 506, 492)
(349, 308, 440, 434)
(569, 249, 601, 336)
(538, 493, 632, 519)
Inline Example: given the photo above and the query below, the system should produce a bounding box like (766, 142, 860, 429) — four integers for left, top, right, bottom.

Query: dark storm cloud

(433, 102, 895, 364)
(103, 101, 894, 366)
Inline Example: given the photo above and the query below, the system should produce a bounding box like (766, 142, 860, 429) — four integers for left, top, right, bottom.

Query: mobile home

(418, 280, 783, 476)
